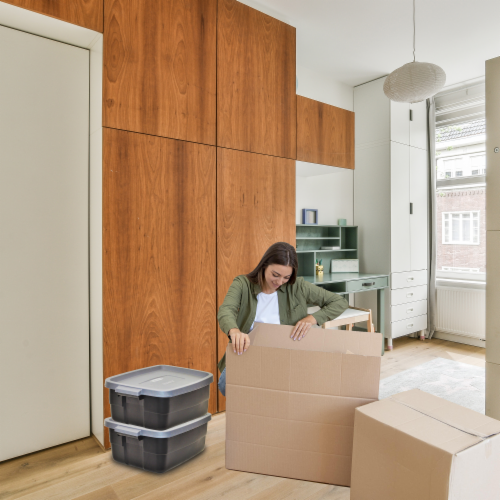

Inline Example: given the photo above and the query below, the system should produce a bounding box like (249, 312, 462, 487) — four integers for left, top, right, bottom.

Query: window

(455, 171, 463, 177)
(443, 211, 479, 244)
(472, 169, 479, 175)
(442, 266, 480, 273)
(445, 171, 452, 178)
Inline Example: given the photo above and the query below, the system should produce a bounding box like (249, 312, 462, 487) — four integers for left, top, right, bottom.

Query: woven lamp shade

(383, 61, 446, 103)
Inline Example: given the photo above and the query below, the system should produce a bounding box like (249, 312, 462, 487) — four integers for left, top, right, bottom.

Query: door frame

(0, 3, 104, 446)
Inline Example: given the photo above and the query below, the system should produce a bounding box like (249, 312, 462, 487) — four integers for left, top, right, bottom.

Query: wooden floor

(0, 337, 486, 500)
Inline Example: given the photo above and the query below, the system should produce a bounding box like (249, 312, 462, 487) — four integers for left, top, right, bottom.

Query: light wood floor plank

(0, 338, 485, 500)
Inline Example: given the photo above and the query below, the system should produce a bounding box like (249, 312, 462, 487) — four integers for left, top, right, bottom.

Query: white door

(390, 101, 410, 146)
(0, 26, 90, 461)
(391, 142, 411, 273)
(410, 146, 429, 271)
(410, 101, 428, 150)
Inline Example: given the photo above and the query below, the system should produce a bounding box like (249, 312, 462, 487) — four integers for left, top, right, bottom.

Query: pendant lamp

(383, 0, 446, 103)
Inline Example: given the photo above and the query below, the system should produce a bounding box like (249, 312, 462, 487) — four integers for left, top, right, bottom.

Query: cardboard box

(225, 323, 382, 485)
(351, 389, 500, 500)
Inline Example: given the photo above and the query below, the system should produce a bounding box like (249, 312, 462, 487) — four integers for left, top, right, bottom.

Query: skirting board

(434, 330, 486, 348)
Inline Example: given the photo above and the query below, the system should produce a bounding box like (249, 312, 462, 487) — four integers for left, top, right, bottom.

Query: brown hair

(247, 242, 299, 290)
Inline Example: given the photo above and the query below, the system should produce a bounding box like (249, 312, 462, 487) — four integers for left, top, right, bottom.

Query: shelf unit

(296, 224, 358, 276)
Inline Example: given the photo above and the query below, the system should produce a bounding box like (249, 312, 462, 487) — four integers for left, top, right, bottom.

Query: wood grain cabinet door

(217, 148, 295, 410)
(103, 129, 217, 446)
(3, 0, 103, 31)
(297, 96, 355, 169)
(104, 0, 216, 145)
(217, 0, 296, 159)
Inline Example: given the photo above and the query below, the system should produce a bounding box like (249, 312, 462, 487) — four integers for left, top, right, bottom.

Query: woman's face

(264, 264, 293, 292)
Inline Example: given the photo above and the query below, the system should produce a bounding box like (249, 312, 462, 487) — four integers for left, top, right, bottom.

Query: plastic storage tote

(105, 365, 213, 430)
(105, 413, 211, 473)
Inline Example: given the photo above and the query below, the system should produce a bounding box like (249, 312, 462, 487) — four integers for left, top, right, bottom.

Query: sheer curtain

(427, 97, 437, 338)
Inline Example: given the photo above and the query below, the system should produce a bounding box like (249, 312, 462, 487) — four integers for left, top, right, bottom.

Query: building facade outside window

(435, 118, 486, 280)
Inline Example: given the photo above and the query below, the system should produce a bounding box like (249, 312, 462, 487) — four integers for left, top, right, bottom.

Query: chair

(307, 306, 375, 332)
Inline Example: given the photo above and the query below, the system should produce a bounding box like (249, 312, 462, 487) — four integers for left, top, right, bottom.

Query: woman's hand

(291, 315, 318, 341)
(229, 328, 250, 355)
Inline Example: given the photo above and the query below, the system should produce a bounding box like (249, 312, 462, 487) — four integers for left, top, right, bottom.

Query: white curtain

(427, 97, 437, 338)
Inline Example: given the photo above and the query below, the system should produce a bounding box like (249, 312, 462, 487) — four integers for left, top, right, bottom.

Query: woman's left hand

(291, 315, 318, 341)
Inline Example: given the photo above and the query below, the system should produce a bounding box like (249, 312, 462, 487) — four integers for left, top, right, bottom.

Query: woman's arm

(217, 277, 250, 355)
(301, 279, 349, 325)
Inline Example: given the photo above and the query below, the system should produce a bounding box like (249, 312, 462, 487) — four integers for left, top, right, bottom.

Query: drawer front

(391, 300, 428, 322)
(391, 270, 427, 290)
(346, 276, 389, 293)
(392, 314, 427, 339)
(391, 285, 427, 306)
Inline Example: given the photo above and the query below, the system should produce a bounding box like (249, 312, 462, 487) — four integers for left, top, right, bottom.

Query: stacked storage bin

(104, 365, 213, 473)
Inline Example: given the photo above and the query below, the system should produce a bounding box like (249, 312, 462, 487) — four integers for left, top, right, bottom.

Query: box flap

(357, 389, 500, 455)
(249, 323, 382, 357)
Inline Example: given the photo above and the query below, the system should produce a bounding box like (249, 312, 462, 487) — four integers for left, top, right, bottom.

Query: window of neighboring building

(442, 211, 479, 245)
(445, 171, 452, 178)
(455, 170, 463, 177)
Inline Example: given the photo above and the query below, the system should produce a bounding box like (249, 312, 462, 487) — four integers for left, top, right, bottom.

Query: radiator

(436, 286, 485, 340)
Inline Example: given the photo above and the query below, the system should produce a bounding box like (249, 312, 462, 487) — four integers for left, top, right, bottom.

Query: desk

(302, 272, 390, 353)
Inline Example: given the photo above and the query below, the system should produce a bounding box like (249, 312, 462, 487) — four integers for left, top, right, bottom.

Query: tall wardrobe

(354, 77, 429, 348)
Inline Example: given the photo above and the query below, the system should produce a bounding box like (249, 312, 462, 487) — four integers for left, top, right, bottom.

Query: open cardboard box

(225, 323, 383, 485)
(351, 389, 500, 500)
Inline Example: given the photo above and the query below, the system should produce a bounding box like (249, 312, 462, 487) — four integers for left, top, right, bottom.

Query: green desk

(302, 272, 389, 354)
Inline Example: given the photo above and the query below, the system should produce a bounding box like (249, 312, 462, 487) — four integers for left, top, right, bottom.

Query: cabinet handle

(410, 202, 413, 214)
(406, 324, 414, 329)
(407, 308, 414, 313)
(406, 293, 414, 297)
(407, 277, 414, 282)
(362, 282, 375, 287)
(409, 109, 413, 121)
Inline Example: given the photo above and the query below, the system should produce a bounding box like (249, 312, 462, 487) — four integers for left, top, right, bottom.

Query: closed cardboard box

(351, 389, 500, 500)
(225, 323, 382, 485)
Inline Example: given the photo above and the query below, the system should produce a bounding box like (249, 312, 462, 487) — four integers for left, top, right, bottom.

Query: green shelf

(296, 224, 358, 276)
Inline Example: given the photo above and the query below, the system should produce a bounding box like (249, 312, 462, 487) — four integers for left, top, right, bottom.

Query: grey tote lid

(104, 413, 211, 439)
(105, 365, 213, 398)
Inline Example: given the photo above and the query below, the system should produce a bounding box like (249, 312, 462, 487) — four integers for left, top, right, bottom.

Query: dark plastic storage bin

(105, 414, 211, 473)
(105, 365, 213, 430)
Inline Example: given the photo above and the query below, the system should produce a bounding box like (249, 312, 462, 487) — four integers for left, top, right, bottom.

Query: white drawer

(391, 285, 427, 306)
(391, 300, 427, 322)
(391, 270, 427, 290)
(392, 314, 427, 339)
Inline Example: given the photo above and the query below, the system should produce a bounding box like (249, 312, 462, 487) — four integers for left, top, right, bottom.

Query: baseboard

(433, 330, 486, 348)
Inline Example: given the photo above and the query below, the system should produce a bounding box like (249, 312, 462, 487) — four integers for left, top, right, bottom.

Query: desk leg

(377, 288, 387, 355)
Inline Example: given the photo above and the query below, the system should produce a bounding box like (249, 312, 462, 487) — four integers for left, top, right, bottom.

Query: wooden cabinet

(103, 128, 217, 447)
(217, 0, 296, 159)
(104, 0, 216, 145)
(217, 147, 295, 410)
(296, 96, 355, 169)
(3, 0, 103, 31)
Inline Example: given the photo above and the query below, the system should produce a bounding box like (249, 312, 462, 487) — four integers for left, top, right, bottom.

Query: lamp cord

(413, 0, 416, 62)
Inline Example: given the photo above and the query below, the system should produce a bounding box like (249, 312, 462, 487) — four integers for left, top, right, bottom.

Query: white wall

(296, 167, 353, 225)
(295, 65, 354, 226)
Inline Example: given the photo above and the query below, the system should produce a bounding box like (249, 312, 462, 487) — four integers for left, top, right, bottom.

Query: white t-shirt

(250, 291, 280, 331)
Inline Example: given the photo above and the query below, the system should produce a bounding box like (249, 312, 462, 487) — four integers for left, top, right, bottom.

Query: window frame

(442, 210, 480, 245)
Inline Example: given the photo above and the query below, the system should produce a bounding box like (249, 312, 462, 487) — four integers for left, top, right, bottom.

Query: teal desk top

(302, 272, 388, 285)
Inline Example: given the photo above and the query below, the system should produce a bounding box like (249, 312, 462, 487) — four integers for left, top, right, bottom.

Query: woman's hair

(247, 242, 299, 289)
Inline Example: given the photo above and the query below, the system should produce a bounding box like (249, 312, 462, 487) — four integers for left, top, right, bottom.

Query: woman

(217, 241, 349, 396)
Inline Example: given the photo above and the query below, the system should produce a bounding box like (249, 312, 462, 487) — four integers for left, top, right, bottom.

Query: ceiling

(240, 0, 500, 88)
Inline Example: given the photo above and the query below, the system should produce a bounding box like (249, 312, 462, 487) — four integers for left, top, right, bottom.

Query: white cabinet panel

(391, 142, 411, 273)
(392, 314, 427, 338)
(390, 101, 410, 145)
(410, 146, 428, 271)
(0, 26, 90, 461)
(410, 101, 428, 150)
(392, 300, 428, 322)
(391, 270, 427, 289)
(391, 285, 428, 305)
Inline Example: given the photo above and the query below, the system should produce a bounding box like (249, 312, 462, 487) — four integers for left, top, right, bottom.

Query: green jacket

(217, 275, 349, 372)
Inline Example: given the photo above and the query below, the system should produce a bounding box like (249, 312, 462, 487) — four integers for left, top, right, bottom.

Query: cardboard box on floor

(351, 389, 500, 500)
(225, 323, 383, 486)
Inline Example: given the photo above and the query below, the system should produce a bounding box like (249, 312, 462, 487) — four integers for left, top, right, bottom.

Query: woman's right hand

(229, 329, 250, 355)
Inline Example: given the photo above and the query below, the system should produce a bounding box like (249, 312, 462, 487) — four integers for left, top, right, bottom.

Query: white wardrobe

(354, 77, 429, 348)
